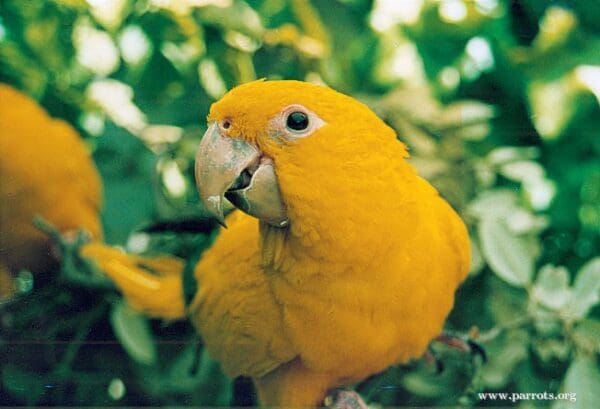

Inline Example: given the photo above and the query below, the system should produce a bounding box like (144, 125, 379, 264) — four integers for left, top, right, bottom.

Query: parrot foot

(324, 389, 369, 409)
(423, 347, 445, 373)
(433, 332, 487, 363)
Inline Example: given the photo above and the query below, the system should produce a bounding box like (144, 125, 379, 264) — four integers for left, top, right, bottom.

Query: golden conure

(92, 80, 471, 407)
(0, 84, 188, 316)
(190, 80, 470, 407)
(0, 84, 102, 299)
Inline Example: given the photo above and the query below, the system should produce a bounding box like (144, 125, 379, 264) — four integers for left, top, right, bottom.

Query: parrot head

(195, 79, 410, 237)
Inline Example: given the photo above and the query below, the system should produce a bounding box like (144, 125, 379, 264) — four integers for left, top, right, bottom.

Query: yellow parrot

(84, 79, 471, 407)
(0, 84, 103, 299)
(191, 79, 471, 406)
(0, 84, 184, 313)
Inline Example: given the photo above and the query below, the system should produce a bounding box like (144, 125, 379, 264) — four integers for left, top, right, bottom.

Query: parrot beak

(195, 123, 289, 228)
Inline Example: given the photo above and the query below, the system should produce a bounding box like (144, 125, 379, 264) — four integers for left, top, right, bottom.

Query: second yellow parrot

(0, 83, 185, 314)
(0, 84, 102, 299)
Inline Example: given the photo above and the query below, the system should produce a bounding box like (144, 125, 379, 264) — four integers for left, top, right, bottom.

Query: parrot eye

(286, 112, 309, 131)
(273, 104, 325, 140)
(218, 119, 232, 133)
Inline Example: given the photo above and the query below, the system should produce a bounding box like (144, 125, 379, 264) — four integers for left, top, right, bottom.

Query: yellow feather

(81, 242, 186, 320)
(189, 80, 471, 406)
(0, 84, 102, 299)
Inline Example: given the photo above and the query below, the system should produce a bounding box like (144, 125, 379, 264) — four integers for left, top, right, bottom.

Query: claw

(324, 390, 369, 409)
(466, 338, 487, 363)
(433, 331, 487, 363)
(424, 347, 445, 373)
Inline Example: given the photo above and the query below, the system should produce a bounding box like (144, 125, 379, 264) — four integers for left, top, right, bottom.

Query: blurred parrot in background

(84, 79, 471, 407)
(0, 84, 103, 299)
(0, 84, 185, 315)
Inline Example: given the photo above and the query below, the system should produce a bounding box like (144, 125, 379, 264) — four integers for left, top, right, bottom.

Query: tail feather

(81, 242, 187, 320)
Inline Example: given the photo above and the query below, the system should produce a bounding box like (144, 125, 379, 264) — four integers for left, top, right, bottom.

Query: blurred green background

(1, 0, 599, 407)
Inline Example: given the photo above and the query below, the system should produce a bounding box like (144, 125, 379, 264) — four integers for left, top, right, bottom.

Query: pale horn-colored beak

(194, 123, 289, 228)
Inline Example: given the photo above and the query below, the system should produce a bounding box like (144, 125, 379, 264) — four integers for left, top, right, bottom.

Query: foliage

(1, 0, 598, 407)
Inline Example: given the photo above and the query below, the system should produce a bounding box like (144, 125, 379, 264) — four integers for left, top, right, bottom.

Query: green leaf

(527, 77, 578, 140)
(198, 58, 227, 100)
(1, 366, 47, 405)
(164, 344, 207, 393)
(193, 349, 232, 405)
(532, 264, 572, 310)
(94, 124, 157, 243)
(445, 122, 491, 141)
(573, 319, 600, 354)
(437, 100, 496, 130)
(468, 189, 518, 220)
(565, 258, 600, 320)
(110, 300, 157, 366)
(500, 160, 545, 184)
(532, 338, 571, 366)
(478, 216, 535, 287)
(196, 0, 264, 38)
(469, 236, 485, 275)
(505, 208, 549, 235)
(488, 275, 529, 324)
(480, 338, 529, 389)
(487, 146, 540, 165)
(401, 371, 448, 398)
(142, 344, 232, 405)
(553, 354, 600, 409)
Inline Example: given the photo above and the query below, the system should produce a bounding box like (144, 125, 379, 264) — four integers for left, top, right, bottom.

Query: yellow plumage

(80, 242, 186, 320)
(88, 80, 470, 407)
(0, 84, 102, 298)
(0, 84, 184, 313)
(188, 80, 470, 406)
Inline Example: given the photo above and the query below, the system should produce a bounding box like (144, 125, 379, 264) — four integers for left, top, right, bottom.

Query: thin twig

(478, 315, 532, 343)
(53, 301, 109, 376)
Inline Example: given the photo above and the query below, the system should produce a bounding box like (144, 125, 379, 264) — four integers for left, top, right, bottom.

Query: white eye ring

(270, 104, 325, 140)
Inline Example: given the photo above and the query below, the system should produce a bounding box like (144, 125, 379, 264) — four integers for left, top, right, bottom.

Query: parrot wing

(189, 211, 297, 378)
(0, 84, 103, 277)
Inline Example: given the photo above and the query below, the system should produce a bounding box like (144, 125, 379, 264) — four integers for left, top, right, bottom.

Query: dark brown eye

(286, 111, 309, 131)
(222, 120, 231, 129)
